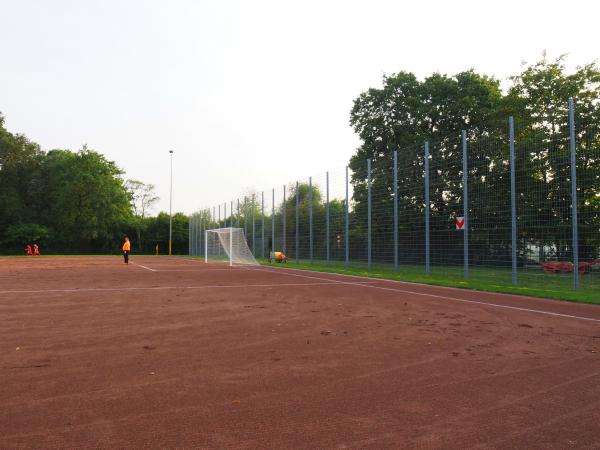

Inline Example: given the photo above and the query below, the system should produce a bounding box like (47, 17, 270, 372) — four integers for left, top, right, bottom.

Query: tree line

(0, 118, 188, 254)
(194, 55, 599, 266)
(348, 55, 600, 264)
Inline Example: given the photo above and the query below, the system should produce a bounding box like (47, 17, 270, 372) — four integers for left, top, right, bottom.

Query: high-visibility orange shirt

(122, 241, 131, 251)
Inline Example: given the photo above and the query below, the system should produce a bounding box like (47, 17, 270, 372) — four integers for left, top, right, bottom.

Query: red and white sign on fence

(456, 216, 465, 230)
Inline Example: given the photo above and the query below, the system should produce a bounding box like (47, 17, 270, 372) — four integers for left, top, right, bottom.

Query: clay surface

(1, 256, 599, 449)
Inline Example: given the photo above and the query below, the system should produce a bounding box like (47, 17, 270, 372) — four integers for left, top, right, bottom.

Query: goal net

(205, 227, 258, 266)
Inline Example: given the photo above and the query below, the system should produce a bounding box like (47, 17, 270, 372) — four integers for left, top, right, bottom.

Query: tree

(506, 55, 600, 259)
(125, 180, 159, 250)
(1, 223, 49, 251)
(145, 212, 189, 254)
(349, 70, 505, 263)
(0, 112, 179, 254)
(0, 113, 45, 241)
(348, 55, 600, 265)
(33, 147, 133, 252)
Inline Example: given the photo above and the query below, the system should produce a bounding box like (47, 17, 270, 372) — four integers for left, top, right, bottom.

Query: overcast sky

(1, 0, 598, 214)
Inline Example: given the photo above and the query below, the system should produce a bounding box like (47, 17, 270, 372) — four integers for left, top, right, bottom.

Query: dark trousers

(123, 251, 129, 264)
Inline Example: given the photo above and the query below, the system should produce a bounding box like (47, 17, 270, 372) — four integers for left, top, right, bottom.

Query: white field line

(148, 268, 254, 272)
(132, 263, 157, 272)
(250, 266, 600, 323)
(141, 258, 258, 271)
(250, 264, 552, 299)
(245, 265, 588, 303)
(174, 258, 254, 267)
(0, 281, 348, 295)
(141, 268, 382, 279)
(176, 257, 218, 264)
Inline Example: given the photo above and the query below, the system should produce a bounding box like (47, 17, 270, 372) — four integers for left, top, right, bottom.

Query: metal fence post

(326, 171, 330, 263)
(309, 176, 313, 264)
(271, 188, 275, 254)
(201, 211, 205, 254)
(367, 158, 372, 269)
(252, 195, 256, 255)
(237, 199, 240, 228)
(424, 142, 430, 275)
(193, 213, 197, 256)
(295, 181, 299, 262)
(283, 185, 286, 254)
(261, 192, 265, 259)
(200, 211, 204, 255)
(393, 150, 398, 270)
(509, 117, 517, 285)
(345, 166, 349, 267)
(230, 201, 233, 228)
(569, 97, 579, 289)
(218, 204, 221, 227)
(244, 196, 248, 238)
(190, 214, 194, 256)
(462, 130, 469, 280)
(193, 214, 197, 255)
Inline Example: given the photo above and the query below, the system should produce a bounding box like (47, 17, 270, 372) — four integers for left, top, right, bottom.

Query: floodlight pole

(168, 150, 174, 256)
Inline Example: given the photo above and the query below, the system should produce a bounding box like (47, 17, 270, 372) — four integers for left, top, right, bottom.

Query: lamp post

(169, 150, 174, 256)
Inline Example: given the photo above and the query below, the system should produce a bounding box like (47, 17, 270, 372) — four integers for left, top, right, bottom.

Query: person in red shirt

(122, 237, 131, 264)
(33, 244, 40, 255)
(25, 245, 33, 255)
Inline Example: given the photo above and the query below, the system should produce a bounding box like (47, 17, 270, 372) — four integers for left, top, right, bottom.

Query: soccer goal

(204, 227, 258, 266)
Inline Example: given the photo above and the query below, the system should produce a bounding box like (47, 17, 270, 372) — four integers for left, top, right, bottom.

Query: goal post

(204, 227, 258, 266)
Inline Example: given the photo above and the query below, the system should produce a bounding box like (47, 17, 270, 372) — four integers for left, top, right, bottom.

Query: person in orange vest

(25, 244, 33, 255)
(122, 237, 131, 264)
(33, 244, 40, 255)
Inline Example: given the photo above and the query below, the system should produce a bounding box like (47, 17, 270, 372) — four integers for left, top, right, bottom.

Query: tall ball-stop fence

(190, 99, 599, 293)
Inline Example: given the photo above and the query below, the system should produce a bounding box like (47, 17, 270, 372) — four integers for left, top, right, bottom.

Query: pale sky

(1, 0, 598, 215)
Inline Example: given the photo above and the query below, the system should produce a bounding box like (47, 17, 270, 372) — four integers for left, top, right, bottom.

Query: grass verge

(257, 259, 600, 305)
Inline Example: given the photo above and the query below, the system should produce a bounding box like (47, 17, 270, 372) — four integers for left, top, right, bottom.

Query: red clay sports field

(1, 256, 600, 448)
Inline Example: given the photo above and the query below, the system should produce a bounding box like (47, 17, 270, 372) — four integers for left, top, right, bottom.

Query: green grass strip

(257, 259, 600, 305)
